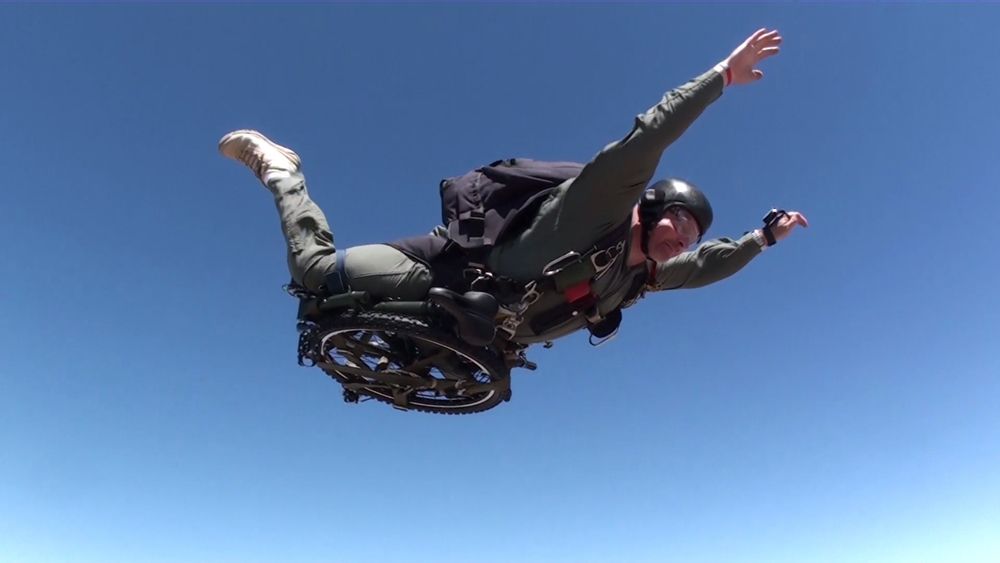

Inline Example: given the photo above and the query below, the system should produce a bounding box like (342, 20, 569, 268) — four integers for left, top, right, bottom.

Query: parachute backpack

(440, 158, 584, 249)
(389, 158, 594, 289)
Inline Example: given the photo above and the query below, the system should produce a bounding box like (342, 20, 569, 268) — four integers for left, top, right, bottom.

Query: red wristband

(725, 67, 733, 86)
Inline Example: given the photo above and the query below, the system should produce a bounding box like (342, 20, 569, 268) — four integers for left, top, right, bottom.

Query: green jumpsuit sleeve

(650, 231, 763, 291)
(557, 69, 726, 238)
(487, 69, 726, 283)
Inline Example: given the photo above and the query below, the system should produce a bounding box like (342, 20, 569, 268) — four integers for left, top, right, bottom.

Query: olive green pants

(268, 173, 432, 300)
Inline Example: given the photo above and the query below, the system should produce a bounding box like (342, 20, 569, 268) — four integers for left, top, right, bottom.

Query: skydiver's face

(646, 207, 700, 262)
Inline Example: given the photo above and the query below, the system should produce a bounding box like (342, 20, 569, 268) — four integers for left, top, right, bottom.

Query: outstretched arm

(559, 28, 784, 236)
(650, 209, 808, 291)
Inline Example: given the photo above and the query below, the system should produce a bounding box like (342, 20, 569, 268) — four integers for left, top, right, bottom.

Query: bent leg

(342, 244, 433, 301)
(267, 172, 337, 293)
(266, 173, 432, 300)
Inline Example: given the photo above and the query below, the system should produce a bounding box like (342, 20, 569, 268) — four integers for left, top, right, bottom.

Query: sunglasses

(665, 207, 702, 248)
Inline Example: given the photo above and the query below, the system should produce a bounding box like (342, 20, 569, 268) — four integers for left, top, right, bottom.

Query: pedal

(296, 324, 318, 367)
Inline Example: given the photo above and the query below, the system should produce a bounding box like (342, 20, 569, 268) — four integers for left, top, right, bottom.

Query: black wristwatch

(761, 208, 788, 246)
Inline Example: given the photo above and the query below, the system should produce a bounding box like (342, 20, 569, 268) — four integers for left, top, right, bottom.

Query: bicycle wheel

(309, 311, 511, 415)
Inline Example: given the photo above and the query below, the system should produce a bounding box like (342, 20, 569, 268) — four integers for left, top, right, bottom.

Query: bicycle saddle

(427, 288, 499, 347)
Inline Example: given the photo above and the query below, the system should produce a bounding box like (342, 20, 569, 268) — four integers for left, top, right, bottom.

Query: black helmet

(638, 178, 713, 255)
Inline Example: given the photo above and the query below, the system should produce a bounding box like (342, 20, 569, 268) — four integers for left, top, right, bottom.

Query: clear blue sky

(3, 4, 999, 563)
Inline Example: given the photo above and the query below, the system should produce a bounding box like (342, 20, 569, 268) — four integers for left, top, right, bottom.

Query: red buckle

(564, 281, 592, 304)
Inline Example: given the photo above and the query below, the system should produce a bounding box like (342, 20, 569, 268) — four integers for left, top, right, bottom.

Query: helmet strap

(640, 219, 656, 261)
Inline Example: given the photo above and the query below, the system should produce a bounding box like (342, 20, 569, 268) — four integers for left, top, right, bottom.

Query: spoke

(431, 353, 480, 381)
(340, 332, 415, 366)
(455, 381, 500, 395)
(335, 334, 392, 359)
(402, 348, 451, 374)
(335, 346, 371, 371)
(326, 363, 433, 389)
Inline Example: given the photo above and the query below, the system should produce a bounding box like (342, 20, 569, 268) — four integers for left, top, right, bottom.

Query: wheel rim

(319, 328, 501, 410)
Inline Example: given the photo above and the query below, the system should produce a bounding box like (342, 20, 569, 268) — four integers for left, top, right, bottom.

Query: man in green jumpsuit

(219, 28, 808, 345)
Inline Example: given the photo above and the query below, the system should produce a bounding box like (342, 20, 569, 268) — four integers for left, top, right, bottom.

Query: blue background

(2, 4, 998, 563)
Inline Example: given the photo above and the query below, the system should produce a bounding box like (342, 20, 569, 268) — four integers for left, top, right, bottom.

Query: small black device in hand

(761, 208, 788, 246)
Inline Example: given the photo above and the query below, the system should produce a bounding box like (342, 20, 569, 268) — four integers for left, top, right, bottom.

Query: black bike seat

(427, 288, 499, 346)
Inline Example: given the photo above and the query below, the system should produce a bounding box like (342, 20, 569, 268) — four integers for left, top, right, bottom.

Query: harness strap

(391, 218, 632, 343)
(324, 248, 351, 295)
(505, 220, 631, 341)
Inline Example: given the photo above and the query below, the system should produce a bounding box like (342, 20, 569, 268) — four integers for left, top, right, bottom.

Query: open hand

(723, 28, 782, 85)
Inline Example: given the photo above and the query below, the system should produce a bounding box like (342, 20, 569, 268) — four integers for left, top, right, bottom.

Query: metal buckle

(542, 251, 582, 278)
(498, 318, 519, 339)
(590, 241, 625, 279)
(464, 270, 492, 292)
(520, 281, 541, 309)
(495, 279, 543, 339)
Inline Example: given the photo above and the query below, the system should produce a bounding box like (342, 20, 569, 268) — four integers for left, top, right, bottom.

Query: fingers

(758, 46, 781, 58)
(748, 29, 781, 47)
(779, 212, 809, 229)
(750, 30, 782, 52)
(785, 211, 807, 226)
(757, 29, 781, 43)
(749, 28, 768, 43)
(742, 29, 782, 69)
(753, 30, 781, 59)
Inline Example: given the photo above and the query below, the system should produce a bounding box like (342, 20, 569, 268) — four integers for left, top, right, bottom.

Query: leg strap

(324, 249, 351, 295)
